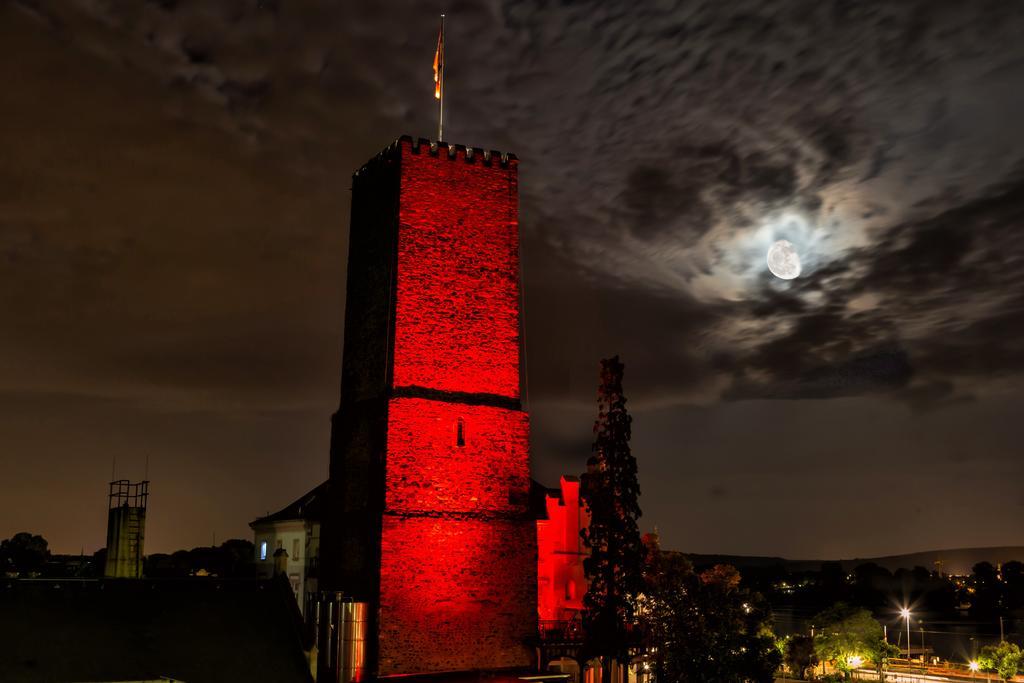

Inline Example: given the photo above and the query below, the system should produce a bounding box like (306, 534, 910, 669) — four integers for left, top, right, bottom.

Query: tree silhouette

(970, 561, 1003, 615)
(0, 532, 51, 575)
(785, 634, 818, 680)
(581, 356, 644, 683)
(644, 547, 780, 683)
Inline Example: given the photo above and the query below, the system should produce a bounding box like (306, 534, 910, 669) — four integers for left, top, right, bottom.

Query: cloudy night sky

(3, 0, 1023, 560)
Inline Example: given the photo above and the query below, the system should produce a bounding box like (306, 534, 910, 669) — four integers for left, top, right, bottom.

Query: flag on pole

(433, 18, 444, 100)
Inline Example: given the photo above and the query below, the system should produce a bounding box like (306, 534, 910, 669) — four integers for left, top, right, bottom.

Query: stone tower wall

(324, 137, 536, 676)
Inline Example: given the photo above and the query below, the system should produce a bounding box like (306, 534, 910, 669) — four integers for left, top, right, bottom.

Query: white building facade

(250, 481, 326, 617)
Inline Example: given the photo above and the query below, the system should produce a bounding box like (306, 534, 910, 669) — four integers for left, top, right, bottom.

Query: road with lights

(851, 668, 996, 682)
(778, 667, 1000, 683)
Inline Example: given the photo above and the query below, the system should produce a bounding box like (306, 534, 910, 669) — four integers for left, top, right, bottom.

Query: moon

(767, 240, 801, 280)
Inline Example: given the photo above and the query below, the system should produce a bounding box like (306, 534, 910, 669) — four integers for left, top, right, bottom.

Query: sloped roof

(250, 480, 329, 527)
(530, 478, 561, 520)
(0, 576, 311, 683)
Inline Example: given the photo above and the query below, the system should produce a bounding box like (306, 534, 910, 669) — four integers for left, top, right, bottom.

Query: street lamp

(900, 608, 911, 662)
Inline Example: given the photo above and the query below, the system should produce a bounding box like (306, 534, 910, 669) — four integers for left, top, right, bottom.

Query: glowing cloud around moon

(767, 240, 801, 279)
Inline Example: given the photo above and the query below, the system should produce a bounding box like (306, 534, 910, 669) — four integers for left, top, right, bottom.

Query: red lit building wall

(384, 398, 529, 515)
(391, 140, 521, 399)
(373, 139, 535, 675)
(379, 517, 536, 673)
(537, 476, 590, 623)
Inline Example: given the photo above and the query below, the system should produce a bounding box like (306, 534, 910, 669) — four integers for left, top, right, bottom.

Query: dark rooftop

(530, 478, 561, 520)
(0, 577, 312, 683)
(250, 480, 329, 527)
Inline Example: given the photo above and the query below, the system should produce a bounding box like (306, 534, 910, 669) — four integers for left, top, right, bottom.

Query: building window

(456, 417, 466, 447)
(292, 538, 300, 560)
(259, 541, 268, 561)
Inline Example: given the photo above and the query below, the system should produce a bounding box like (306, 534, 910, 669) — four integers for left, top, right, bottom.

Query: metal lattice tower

(103, 479, 149, 579)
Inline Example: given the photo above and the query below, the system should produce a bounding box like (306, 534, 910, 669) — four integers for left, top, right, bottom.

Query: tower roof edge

(352, 135, 519, 177)
(406, 137, 517, 168)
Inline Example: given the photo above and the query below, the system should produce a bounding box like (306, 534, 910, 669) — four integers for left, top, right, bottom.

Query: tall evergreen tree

(581, 356, 644, 683)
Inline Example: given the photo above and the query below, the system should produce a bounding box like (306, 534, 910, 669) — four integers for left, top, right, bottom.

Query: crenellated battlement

(407, 136, 516, 167)
(354, 135, 516, 178)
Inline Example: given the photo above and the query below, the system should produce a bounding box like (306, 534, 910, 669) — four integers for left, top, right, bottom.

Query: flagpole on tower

(434, 13, 445, 141)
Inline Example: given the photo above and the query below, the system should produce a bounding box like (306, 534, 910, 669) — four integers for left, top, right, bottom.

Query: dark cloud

(621, 165, 713, 242)
(725, 345, 913, 401)
(896, 379, 967, 413)
(619, 143, 799, 243)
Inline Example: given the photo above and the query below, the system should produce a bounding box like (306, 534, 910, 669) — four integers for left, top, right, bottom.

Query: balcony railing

(538, 619, 649, 645)
(539, 619, 585, 643)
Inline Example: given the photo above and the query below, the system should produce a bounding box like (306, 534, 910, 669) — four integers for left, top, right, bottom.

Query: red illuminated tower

(321, 137, 536, 677)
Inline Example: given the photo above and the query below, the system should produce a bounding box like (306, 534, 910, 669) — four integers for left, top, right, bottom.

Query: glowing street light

(848, 655, 864, 669)
(900, 608, 912, 662)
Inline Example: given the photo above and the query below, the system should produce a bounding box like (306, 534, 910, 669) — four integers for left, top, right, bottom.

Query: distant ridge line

(679, 545, 1024, 575)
